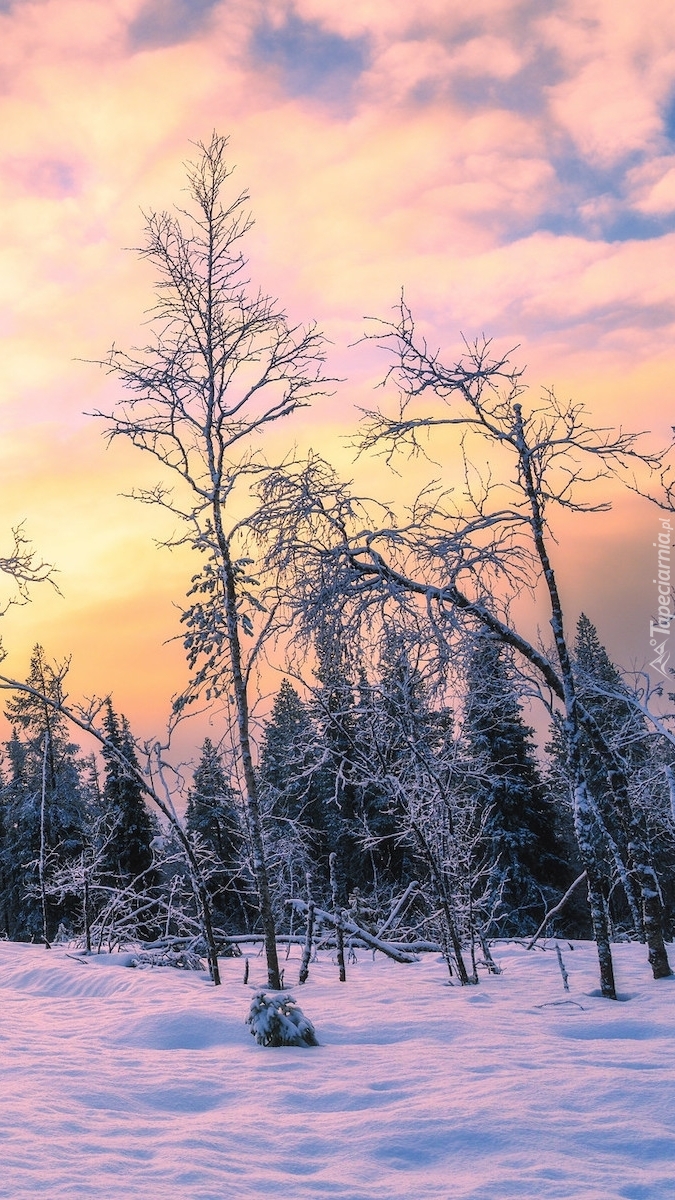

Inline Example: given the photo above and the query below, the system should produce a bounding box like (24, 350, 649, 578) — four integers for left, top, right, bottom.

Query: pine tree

(575, 614, 648, 765)
(98, 702, 157, 889)
(0, 731, 32, 938)
(463, 632, 569, 935)
(186, 738, 248, 929)
(355, 632, 438, 896)
(259, 682, 323, 825)
(572, 614, 675, 939)
(256, 679, 337, 915)
(309, 627, 373, 903)
(2, 646, 86, 940)
(351, 629, 472, 982)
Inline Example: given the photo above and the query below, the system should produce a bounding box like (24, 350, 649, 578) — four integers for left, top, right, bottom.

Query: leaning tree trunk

(580, 710, 672, 979)
(513, 402, 617, 998)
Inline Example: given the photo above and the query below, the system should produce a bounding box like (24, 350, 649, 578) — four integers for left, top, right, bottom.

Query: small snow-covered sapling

(246, 991, 318, 1047)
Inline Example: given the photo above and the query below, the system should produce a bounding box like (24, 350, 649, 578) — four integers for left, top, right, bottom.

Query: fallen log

(287, 898, 419, 964)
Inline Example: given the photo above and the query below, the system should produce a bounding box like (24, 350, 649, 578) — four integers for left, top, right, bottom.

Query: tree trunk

(329, 852, 346, 983)
(83, 870, 91, 953)
(39, 730, 51, 950)
(219, 528, 282, 991)
(409, 819, 471, 985)
(298, 900, 315, 985)
(512, 402, 618, 997)
(572, 778, 616, 998)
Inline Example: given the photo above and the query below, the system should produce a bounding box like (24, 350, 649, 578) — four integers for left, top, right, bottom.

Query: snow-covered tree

(186, 737, 249, 929)
(1, 646, 86, 941)
(257, 681, 329, 912)
(258, 313, 673, 993)
(95, 134, 329, 991)
(573, 615, 674, 938)
(327, 628, 475, 983)
(98, 702, 158, 889)
(462, 633, 570, 935)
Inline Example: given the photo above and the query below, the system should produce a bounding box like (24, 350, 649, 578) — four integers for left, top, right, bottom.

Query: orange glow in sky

(1, 0, 674, 756)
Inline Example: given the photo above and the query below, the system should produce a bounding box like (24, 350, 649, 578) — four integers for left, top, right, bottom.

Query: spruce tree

(572, 614, 675, 939)
(463, 632, 568, 935)
(352, 629, 472, 982)
(257, 679, 337, 914)
(356, 632, 437, 896)
(0, 730, 33, 938)
(186, 738, 248, 929)
(259, 683, 325, 825)
(2, 646, 86, 940)
(99, 702, 157, 888)
(310, 628, 371, 903)
(575, 614, 648, 766)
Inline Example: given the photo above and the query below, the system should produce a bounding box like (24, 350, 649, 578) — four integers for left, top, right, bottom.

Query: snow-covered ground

(0, 939, 673, 1200)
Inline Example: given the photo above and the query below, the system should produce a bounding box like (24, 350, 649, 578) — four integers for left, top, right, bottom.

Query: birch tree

(91, 134, 329, 991)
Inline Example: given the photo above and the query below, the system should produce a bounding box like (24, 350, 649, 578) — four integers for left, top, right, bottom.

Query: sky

(1, 0, 675, 757)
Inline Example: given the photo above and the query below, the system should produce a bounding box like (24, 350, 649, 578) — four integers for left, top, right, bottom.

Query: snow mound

(119, 1009, 236, 1051)
(0, 956, 138, 1000)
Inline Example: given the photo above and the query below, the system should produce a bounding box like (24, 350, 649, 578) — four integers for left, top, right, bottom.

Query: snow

(0, 940, 673, 1199)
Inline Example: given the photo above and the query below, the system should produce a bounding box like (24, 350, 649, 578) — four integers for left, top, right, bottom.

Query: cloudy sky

(0, 0, 674, 746)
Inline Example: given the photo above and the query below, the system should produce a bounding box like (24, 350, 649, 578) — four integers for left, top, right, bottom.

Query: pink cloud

(628, 156, 675, 214)
(3, 155, 80, 197)
(0, 0, 672, 727)
(540, 1, 675, 165)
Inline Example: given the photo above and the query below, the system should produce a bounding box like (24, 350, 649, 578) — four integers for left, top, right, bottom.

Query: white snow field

(0, 939, 673, 1200)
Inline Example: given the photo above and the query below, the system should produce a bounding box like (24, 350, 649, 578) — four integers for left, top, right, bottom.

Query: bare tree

(89, 134, 329, 991)
(256, 303, 672, 997)
(332, 627, 502, 984)
(0, 523, 55, 615)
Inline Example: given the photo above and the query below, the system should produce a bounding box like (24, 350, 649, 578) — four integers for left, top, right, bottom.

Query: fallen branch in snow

(534, 999, 586, 1010)
(140, 933, 306, 952)
(287, 899, 419, 964)
(527, 873, 588, 950)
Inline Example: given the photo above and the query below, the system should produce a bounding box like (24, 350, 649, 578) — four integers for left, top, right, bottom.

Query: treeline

(3, 617, 673, 966)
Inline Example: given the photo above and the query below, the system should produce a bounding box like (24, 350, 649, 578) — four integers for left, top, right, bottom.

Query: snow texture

(0, 939, 673, 1198)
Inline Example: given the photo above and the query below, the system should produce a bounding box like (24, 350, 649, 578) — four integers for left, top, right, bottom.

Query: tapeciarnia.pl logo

(650, 517, 673, 678)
